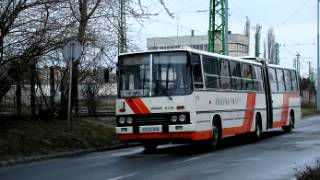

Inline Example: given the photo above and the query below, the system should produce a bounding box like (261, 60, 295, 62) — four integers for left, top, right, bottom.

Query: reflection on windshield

(119, 52, 192, 98)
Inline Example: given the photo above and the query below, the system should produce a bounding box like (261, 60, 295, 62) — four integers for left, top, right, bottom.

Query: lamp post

(317, 0, 320, 110)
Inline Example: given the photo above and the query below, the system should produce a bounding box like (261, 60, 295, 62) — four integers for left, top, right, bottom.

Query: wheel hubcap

(212, 125, 219, 140)
(256, 125, 261, 138)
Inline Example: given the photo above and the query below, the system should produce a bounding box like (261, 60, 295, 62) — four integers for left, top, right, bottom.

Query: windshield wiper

(165, 63, 173, 100)
(158, 84, 173, 100)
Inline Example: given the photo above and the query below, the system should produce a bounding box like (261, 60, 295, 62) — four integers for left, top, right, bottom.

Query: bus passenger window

(219, 59, 231, 89)
(268, 68, 278, 92)
(230, 61, 241, 90)
(191, 54, 203, 89)
(203, 56, 220, 89)
(253, 66, 263, 91)
(284, 70, 293, 91)
(241, 63, 253, 90)
(291, 70, 299, 91)
(276, 69, 285, 92)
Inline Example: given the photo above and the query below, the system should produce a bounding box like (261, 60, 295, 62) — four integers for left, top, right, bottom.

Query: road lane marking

(108, 172, 139, 180)
(182, 156, 202, 163)
(179, 154, 211, 164)
(110, 149, 142, 157)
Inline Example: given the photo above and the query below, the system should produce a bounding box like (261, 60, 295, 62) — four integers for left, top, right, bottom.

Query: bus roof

(268, 63, 296, 71)
(119, 48, 263, 66)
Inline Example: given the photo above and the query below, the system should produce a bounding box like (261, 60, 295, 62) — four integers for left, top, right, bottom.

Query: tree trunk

(50, 66, 55, 114)
(72, 65, 79, 116)
(16, 83, 22, 116)
(30, 62, 36, 117)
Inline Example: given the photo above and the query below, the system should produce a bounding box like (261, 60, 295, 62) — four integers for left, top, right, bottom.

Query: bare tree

(267, 27, 276, 64)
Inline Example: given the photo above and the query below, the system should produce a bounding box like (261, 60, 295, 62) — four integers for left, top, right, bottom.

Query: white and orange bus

(115, 48, 301, 151)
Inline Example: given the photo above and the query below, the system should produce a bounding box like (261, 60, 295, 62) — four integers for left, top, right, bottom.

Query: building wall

(147, 34, 249, 57)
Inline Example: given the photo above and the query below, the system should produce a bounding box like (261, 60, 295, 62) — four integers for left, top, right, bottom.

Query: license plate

(140, 126, 162, 133)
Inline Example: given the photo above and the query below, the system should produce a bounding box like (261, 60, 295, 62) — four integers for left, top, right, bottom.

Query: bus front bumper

(115, 124, 212, 141)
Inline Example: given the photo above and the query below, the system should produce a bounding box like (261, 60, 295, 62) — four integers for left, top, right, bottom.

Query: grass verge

(295, 159, 320, 180)
(302, 108, 320, 117)
(0, 117, 118, 161)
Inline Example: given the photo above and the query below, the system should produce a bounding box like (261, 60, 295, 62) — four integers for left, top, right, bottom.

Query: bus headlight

(171, 115, 178, 123)
(119, 117, 126, 124)
(126, 117, 133, 124)
(178, 114, 186, 122)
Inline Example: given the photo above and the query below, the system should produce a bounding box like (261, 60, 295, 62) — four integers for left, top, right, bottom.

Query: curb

(0, 143, 140, 167)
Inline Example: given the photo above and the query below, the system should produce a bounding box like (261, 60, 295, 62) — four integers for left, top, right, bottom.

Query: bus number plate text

(140, 126, 162, 133)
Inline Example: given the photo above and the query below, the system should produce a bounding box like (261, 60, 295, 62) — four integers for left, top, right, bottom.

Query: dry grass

(302, 108, 320, 117)
(295, 159, 320, 180)
(0, 117, 118, 161)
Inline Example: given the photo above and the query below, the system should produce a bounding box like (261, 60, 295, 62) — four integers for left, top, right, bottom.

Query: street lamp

(317, 0, 320, 110)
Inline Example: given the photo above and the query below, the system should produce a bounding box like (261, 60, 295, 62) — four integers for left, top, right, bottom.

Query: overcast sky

(128, 0, 317, 77)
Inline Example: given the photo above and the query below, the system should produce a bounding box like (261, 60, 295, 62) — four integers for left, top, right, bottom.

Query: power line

(276, 0, 313, 27)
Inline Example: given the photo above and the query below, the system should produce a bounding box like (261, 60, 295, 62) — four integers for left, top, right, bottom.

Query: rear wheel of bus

(282, 111, 294, 133)
(253, 114, 262, 141)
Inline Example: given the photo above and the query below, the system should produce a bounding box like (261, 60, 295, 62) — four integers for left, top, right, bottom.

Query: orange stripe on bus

(125, 98, 142, 114)
(118, 130, 212, 141)
(133, 98, 151, 114)
(125, 98, 151, 114)
(273, 93, 300, 128)
(222, 92, 256, 137)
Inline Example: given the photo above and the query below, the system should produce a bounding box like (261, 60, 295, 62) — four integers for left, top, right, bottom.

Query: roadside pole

(317, 0, 320, 111)
(63, 40, 82, 127)
(67, 44, 74, 126)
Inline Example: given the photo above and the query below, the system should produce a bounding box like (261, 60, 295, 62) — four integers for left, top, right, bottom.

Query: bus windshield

(118, 52, 192, 98)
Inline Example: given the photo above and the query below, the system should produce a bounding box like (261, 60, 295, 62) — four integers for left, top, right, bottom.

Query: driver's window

(191, 54, 203, 89)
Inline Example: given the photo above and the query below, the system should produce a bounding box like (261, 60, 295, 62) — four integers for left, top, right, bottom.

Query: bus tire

(206, 117, 222, 149)
(282, 111, 294, 133)
(253, 114, 262, 141)
(142, 143, 158, 153)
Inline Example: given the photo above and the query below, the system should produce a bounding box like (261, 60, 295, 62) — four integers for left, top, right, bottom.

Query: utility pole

(275, 43, 280, 65)
(208, 0, 228, 55)
(118, 0, 127, 54)
(309, 61, 314, 81)
(224, 0, 229, 55)
(317, 0, 320, 111)
(293, 58, 297, 70)
(296, 53, 301, 76)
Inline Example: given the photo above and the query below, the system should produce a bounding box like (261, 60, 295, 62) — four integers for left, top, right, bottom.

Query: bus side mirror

(104, 69, 110, 83)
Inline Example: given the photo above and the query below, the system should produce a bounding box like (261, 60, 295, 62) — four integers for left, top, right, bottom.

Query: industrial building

(146, 31, 249, 57)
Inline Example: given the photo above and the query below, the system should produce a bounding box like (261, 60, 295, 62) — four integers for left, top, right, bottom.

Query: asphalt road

(1, 116, 320, 180)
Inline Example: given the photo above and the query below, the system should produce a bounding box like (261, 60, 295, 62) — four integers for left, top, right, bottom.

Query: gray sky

(128, 0, 317, 77)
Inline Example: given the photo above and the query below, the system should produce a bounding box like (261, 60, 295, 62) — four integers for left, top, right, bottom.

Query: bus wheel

(142, 143, 158, 153)
(253, 116, 262, 141)
(282, 112, 294, 133)
(207, 119, 221, 149)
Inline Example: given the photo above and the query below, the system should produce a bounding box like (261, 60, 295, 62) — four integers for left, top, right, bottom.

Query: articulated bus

(115, 48, 301, 151)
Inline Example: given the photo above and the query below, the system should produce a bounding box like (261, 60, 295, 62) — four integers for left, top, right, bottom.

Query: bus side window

(276, 69, 285, 92)
(241, 63, 253, 90)
(230, 61, 241, 90)
(203, 56, 220, 89)
(291, 70, 299, 91)
(219, 59, 231, 89)
(284, 70, 293, 91)
(191, 54, 203, 89)
(268, 68, 278, 92)
(253, 66, 264, 92)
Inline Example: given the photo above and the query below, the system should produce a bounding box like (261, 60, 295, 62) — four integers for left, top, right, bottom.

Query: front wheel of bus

(207, 120, 221, 149)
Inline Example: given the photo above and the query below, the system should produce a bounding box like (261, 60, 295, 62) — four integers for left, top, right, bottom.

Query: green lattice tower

(208, 0, 225, 54)
(118, 0, 127, 54)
